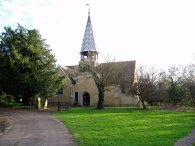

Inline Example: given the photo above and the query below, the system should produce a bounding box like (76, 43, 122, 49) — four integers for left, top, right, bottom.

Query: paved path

(0, 108, 76, 146)
(175, 129, 195, 146)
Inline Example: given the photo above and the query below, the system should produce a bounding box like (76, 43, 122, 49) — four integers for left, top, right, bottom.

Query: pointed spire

(81, 5, 96, 52)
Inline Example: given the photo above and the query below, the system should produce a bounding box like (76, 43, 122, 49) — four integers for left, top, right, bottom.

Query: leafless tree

(182, 64, 195, 106)
(79, 60, 117, 109)
(131, 65, 159, 109)
(79, 57, 136, 109)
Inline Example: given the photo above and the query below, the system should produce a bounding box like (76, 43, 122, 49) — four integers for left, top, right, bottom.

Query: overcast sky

(0, 0, 195, 70)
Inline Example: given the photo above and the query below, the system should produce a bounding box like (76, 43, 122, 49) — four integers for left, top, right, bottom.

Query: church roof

(58, 65, 78, 84)
(59, 60, 136, 86)
(81, 12, 97, 52)
(98, 61, 136, 85)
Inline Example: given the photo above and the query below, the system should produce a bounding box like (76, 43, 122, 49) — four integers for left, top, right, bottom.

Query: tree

(166, 66, 185, 105)
(182, 64, 195, 106)
(80, 59, 136, 109)
(79, 61, 117, 109)
(155, 71, 170, 104)
(0, 25, 64, 105)
(131, 66, 158, 109)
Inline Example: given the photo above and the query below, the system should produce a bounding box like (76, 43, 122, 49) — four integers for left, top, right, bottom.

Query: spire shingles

(81, 14, 96, 52)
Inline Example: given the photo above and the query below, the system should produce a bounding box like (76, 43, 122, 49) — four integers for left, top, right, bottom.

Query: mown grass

(53, 107, 195, 146)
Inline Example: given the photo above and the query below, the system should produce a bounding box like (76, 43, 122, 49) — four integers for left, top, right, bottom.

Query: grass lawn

(53, 107, 195, 146)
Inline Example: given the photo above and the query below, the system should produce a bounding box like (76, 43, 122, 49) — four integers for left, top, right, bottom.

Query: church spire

(81, 6, 96, 52)
(80, 5, 98, 62)
(87, 4, 90, 16)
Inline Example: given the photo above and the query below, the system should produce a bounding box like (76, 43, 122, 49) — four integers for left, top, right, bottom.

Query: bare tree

(79, 61, 117, 109)
(166, 66, 186, 105)
(183, 64, 195, 106)
(79, 59, 135, 109)
(131, 66, 158, 109)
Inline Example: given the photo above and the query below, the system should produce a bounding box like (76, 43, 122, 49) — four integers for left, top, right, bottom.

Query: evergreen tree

(0, 25, 64, 105)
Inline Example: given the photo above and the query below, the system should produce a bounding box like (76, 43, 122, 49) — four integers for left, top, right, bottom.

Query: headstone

(38, 97, 41, 109)
(44, 99, 48, 109)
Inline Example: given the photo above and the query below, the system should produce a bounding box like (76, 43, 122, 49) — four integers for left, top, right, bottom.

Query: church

(48, 10, 138, 107)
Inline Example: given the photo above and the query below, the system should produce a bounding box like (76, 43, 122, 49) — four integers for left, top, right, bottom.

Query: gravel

(0, 108, 76, 146)
(0, 116, 10, 134)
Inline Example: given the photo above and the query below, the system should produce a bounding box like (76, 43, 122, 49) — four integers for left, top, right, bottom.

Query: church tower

(80, 8, 99, 66)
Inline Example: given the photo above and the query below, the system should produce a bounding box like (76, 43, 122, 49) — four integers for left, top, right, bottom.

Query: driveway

(0, 108, 76, 146)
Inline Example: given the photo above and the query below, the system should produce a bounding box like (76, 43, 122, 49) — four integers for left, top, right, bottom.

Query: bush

(0, 92, 14, 105)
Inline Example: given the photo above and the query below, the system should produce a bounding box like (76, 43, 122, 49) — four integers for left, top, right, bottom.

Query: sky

(0, 0, 195, 70)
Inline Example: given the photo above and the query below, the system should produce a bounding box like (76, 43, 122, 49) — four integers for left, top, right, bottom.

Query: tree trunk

(97, 88, 104, 109)
(140, 98, 146, 109)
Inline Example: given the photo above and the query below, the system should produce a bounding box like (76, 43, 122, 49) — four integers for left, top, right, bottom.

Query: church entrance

(83, 92, 90, 106)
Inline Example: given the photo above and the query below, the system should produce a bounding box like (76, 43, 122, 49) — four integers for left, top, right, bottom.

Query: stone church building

(48, 11, 138, 106)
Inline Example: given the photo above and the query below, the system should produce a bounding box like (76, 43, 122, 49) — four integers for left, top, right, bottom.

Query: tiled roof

(81, 14, 96, 52)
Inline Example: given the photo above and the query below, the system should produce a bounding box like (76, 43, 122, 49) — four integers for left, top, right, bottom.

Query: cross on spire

(86, 4, 90, 16)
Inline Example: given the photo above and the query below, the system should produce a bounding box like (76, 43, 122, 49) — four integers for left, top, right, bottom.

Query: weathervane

(86, 3, 90, 16)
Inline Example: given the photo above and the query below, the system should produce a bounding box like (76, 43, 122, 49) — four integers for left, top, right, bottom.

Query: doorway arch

(83, 92, 90, 106)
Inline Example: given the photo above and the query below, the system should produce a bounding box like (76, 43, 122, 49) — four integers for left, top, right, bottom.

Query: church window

(76, 78, 79, 83)
(75, 92, 79, 102)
